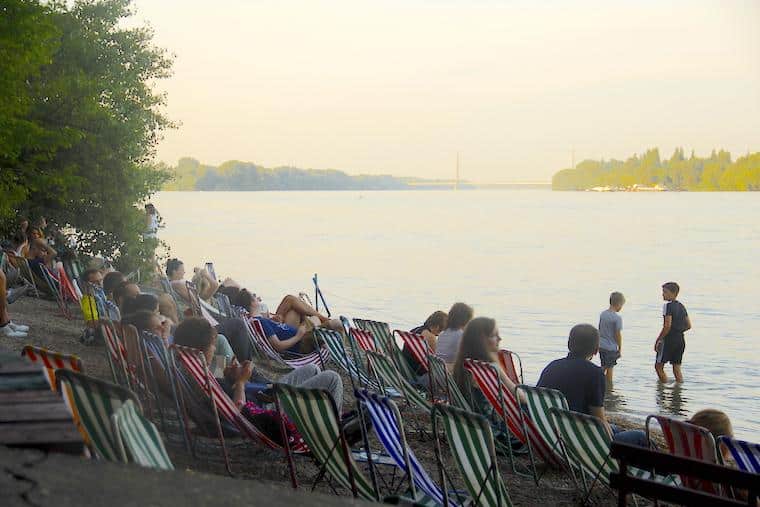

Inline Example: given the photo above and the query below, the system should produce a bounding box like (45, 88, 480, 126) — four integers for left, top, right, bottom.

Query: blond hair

(688, 409, 733, 439)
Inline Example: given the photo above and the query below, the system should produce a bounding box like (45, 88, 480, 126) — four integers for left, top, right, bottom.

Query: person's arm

(171, 280, 191, 302)
(684, 315, 692, 331)
(589, 406, 614, 438)
(615, 329, 623, 356)
(655, 309, 672, 351)
(496, 365, 527, 404)
(422, 329, 437, 353)
(267, 324, 306, 353)
(199, 269, 219, 299)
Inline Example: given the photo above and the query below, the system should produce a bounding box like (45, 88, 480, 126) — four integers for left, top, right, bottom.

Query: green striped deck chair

(354, 318, 419, 383)
(313, 328, 383, 392)
(432, 404, 512, 507)
(275, 383, 379, 501)
(428, 354, 471, 411)
(367, 351, 431, 412)
(56, 369, 140, 461)
(112, 399, 174, 470)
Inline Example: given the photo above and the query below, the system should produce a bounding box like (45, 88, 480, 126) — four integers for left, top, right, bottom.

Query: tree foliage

(552, 148, 760, 191)
(0, 0, 173, 272)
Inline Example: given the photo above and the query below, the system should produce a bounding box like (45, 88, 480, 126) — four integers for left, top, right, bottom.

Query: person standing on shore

(654, 282, 691, 383)
(598, 292, 625, 383)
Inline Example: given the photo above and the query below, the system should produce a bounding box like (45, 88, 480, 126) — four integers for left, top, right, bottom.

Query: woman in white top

(435, 302, 474, 370)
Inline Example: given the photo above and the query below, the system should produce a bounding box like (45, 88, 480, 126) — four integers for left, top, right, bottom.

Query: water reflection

(604, 379, 628, 413)
(655, 382, 688, 417)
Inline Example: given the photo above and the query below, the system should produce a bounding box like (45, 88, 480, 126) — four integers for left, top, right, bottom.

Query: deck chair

(367, 350, 431, 412)
(356, 389, 451, 505)
(38, 264, 72, 319)
(428, 354, 471, 411)
(396, 330, 429, 373)
(432, 404, 512, 507)
(246, 317, 328, 369)
(646, 415, 721, 495)
(171, 344, 307, 475)
(464, 359, 562, 474)
(21, 345, 83, 392)
(275, 383, 379, 501)
(111, 399, 174, 470)
(159, 276, 186, 321)
(56, 370, 140, 461)
(4, 252, 40, 298)
(717, 436, 760, 474)
(515, 385, 572, 484)
(185, 281, 218, 326)
(313, 328, 384, 392)
(350, 327, 379, 352)
(101, 321, 130, 388)
(497, 350, 523, 386)
(354, 318, 419, 382)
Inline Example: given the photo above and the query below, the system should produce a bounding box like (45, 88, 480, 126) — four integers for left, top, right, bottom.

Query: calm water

(153, 190, 760, 438)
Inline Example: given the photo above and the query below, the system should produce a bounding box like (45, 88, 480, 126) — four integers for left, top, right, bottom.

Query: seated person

(166, 258, 219, 302)
(403, 310, 447, 375)
(436, 302, 474, 370)
(1, 268, 30, 338)
(79, 268, 108, 322)
(536, 324, 647, 446)
(26, 238, 59, 295)
(121, 309, 172, 344)
(113, 281, 140, 313)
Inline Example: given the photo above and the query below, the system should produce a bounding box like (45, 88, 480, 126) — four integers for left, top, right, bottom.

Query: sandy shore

(1, 295, 653, 506)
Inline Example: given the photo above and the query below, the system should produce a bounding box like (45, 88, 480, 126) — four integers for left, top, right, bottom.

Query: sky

(133, 0, 760, 182)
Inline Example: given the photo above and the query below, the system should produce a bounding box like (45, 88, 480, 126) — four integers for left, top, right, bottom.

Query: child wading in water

(655, 282, 691, 383)
(599, 292, 625, 383)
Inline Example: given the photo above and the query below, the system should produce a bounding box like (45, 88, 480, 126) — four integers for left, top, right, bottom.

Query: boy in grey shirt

(598, 292, 625, 382)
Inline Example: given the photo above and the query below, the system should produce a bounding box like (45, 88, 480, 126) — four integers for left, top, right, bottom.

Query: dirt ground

(2, 295, 659, 506)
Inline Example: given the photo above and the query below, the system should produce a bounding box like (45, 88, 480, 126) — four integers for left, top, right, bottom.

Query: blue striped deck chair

(356, 389, 454, 506)
(718, 436, 760, 475)
(112, 399, 174, 470)
(432, 404, 511, 507)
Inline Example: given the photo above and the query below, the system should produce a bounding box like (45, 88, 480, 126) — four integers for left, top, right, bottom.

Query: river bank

(1, 295, 661, 506)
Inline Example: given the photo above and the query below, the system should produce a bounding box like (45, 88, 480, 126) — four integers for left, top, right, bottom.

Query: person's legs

(279, 365, 343, 412)
(673, 364, 684, 383)
(655, 362, 668, 382)
(275, 295, 328, 325)
(611, 426, 648, 447)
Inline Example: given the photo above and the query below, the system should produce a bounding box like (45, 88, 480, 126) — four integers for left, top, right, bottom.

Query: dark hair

(609, 292, 625, 307)
(11, 230, 27, 247)
(662, 282, 680, 296)
(81, 268, 101, 283)
(113, 282, 139, 307)
(423, 311, 448, 332)
(567, 324, 599, 359)
(174, 317, 216, 352)
(232, 288, 254, 311)
(447, 302, 474, 330)
(218, 285, 241, 301)
(103, 271, 126, 295)
(122, 310, 160, 333)
(166, 258, 183, 278)
(121, 294, 159, 317)
(453, 317, 497, 393)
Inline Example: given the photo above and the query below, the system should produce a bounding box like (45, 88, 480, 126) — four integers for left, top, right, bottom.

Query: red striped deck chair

(350, 327, 378, 353)
(171, 344, 308, 474)
(101, 321, 130, 388)
(39, 264, 72, 320)
(57, 265, 80, 303)
(497, 350, 523, 386)
(245, 317, 328, 369)
(464, 359, 563, 474)
(646, 415, 722, 495)
(21, 345, 83, 392)
(395, 330, 429, 373)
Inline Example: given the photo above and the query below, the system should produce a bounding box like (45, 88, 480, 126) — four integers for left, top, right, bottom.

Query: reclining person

(166, 258, 219, 302)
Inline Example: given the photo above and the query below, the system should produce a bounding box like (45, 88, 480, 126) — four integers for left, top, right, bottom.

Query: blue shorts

(599, 349, 620, 369)
(255, 317, 299, 354)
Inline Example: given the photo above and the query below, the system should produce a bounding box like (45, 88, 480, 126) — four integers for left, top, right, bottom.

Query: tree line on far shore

(161, 157, 448, 191)
(552, 148, 760, 191)
(1, 0, 172, 272)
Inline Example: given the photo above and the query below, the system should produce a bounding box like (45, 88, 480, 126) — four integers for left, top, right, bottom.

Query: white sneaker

(1, 325, 27, 338)
(8, 321, 29, 332)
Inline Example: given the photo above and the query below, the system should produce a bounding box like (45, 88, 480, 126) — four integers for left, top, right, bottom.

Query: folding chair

(428, 354, 471, 411)
(646, 415, 721, 495)
(313, 328, 384, 392)
(185, 281, 218, 326)
(160, 276, 186, 321)
(395, 330, 429, 373)
(275, 383, 379, 501)
(497, 350, 523, 386)
(354, 318, 419, 383)
(101, 321, 130, 388)
(432, 404, 512, 507)
(4, 252, 40, 298)
(21, 345, 83, 392)
(367, 351, 431, 412)
(112, 399, 174, 470)
(246, 317, 328, 369)
(717, 436, 760, 474)
(350, 327, 379, 353)
(56, 370, 141, 461)
(39, 264, 72, 319)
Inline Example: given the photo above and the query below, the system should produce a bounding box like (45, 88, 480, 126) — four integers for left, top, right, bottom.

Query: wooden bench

(610, 441, 759, 507)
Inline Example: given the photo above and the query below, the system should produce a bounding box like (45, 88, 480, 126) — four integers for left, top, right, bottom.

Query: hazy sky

(134, 0, 760, 182)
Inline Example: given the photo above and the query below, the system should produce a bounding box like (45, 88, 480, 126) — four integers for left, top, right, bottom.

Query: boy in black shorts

(654, 282, 691, 382)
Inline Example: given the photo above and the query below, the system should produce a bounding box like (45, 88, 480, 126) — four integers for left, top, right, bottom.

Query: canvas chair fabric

(22, 345, 83, 392)
(101, 321, 130, 388)
(497, 350, 523, 386)
(354, 318, 419, 382)
(515, 385, 569, 470)
(433, 404, 512, 507)
(396, 330, 429, 373)
(350, 327, 378, 353)
(112, 399, 174, 470)
(56, 370, 140, 461)
(464, 359, 561, 466)
(246, 317, 328, 369)
(717, 436, 760, 474)
(367, 351, 431, 412)
(428, 354, 471, 411)
(276, 383, 378, 501)
(313, 328, 383, 391)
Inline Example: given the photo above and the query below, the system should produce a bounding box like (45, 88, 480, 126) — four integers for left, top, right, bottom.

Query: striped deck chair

(395, 330, 429, 373)
(101, 321, 130, 388)
(497, 350, 523, 386)
(646, 415, 721, 495)
(5, 252, 40, 298)
(356, 389, 451, 506)
(552, 408, 676, 502)
(432, 404, 512, 507)
(56, 370, 140, 461)
(171, 344, 307, 474)
(354, 318, 419, 382)
(313, 328, 384, 392)
(350, 327, 379, 352)
(718, 436, 760, 475)
(185, 281, 219, 326)
(246, 317, 328, 369)
(464, 360, 562, 471)
(21, 345, 83, 392)
(367, 351, 431, 412)
(428, 354, 471, 411)
(112, 399, 174, 470)
(160, 276, 186, 321)
(40, 264, 72, 319)
(275, 383, 379, 501)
